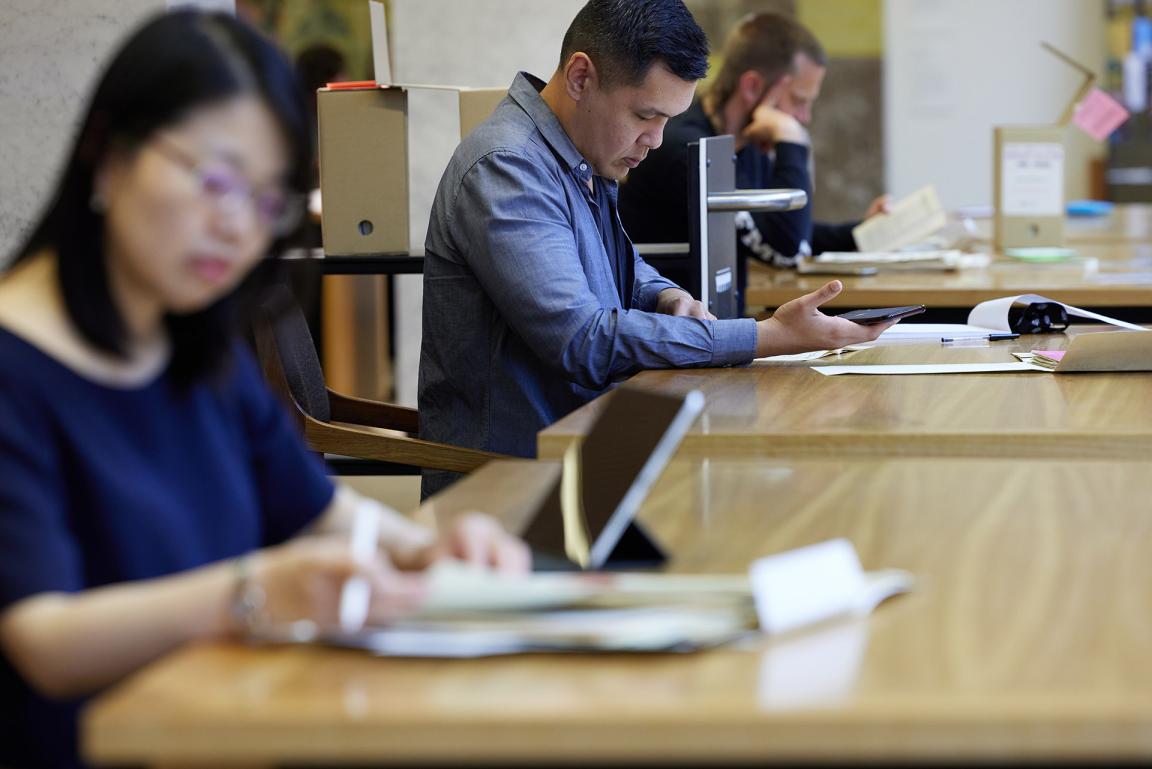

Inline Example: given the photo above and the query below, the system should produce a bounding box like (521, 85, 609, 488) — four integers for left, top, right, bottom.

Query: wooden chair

(252, 284, 506, 476)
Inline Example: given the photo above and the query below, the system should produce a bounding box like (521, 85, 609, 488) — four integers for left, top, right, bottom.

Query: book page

(851, 185, 948, 251)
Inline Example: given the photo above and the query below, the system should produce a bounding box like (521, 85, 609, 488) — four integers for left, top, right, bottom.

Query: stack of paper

(329, 567, 758, 657)
(1019, 350, 1065, 370)
(755, 345, 872, 363)
(342, 605, 753, 657)
(255, 543, 913, 658)
(797, 250, 991, 275)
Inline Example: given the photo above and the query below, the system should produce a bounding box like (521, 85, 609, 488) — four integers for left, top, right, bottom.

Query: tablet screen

(524, 386, 704, 569)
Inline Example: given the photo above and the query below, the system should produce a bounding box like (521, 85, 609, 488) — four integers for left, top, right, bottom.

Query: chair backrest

(254, 284, 331, 423)
(251, 283, 503, 477)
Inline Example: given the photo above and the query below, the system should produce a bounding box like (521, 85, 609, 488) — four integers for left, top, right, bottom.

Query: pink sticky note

(1032, 350, 1066, 361)
(1072, 88, 1130, 141)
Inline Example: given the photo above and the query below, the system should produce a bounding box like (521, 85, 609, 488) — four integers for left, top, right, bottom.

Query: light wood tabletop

(1067, 203, 1152, 242)
(84, 455, 1152, 765)
(538, 327, 1152, 461)
(987, 203, 1152, 245)
(746, 242, 1152, 310)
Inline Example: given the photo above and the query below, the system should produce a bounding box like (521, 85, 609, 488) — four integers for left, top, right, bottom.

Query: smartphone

(835, 305, 926, 324)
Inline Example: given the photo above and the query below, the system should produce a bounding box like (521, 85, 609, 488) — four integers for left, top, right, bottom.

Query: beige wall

(0, 1, 165, 265)
(885, 0, 1107, 209)
(386, 0, 585, 406)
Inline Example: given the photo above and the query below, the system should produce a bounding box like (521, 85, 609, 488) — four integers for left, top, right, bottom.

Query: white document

(754, 345, 872, 363)
(750, 539, 912, 636)
(809, 251, 960, 265)
(800, 250, 990, 273)
(416, 562, 601, 614)
(968, 293, 1147, 332)
(1000, 142, 1064, 216)
(850, 185, 948, 252)
(814, 362, 1043, 376)
(417, 563, 753, 615)
(878, 323, 1003, 341)
(347, 606, 754, 657)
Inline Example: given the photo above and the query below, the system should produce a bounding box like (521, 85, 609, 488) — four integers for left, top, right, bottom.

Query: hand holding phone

(755, 281, 911, 358)
(835, 305, 926, 325)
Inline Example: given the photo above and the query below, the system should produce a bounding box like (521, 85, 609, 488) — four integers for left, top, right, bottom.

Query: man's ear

(563, 52, 597, 102)
(737, 70, 769, 110)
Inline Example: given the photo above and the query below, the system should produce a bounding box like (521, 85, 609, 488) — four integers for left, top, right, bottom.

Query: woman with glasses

(0, 11, 528, 768)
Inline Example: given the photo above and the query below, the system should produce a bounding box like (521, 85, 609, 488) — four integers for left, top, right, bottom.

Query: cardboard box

(993, 43, 1096, 250)
(993, 125, 1066, 249)
(318, 84, 506, 256)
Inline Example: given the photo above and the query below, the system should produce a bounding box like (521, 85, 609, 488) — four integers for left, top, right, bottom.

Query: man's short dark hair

(707, 12, 827, 111)
(559, 0, 709, 88)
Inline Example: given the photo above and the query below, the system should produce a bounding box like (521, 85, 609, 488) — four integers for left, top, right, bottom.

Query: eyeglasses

(149, 135, 305, 237)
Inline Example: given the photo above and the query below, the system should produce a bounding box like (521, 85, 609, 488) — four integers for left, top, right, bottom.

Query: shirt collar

(508, 72, 595, 185)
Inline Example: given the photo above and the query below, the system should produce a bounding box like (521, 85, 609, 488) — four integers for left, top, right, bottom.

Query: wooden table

(972, 203, 1152, 245)
(538, 327, 1152, 461)
(84, 455, 1152, 765)
(647, 206, 1152, 311)
(745, 242, 1152, 311)
(1064, 203, 1152, 243)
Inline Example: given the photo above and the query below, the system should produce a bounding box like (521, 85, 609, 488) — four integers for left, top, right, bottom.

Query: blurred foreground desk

(539, 327, 1152, 461)
(745, 242, 1152, 312)
(84, 456, 1152, 765)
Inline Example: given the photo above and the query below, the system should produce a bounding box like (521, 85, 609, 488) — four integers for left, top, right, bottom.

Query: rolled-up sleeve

(448, 151, 757, 390)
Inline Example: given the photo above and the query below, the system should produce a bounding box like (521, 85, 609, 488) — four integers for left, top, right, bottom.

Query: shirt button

(579, 163, 587, 172)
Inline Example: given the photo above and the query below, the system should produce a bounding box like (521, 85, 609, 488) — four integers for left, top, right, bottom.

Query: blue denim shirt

(419, 72, 758, 496)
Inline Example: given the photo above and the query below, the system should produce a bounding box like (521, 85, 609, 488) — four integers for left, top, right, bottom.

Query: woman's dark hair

(9, 10, 313, 385)
(559, 0, 710, 89)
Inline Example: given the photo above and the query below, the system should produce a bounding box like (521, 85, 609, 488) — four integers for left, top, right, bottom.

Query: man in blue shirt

(419, 0, 889, 497)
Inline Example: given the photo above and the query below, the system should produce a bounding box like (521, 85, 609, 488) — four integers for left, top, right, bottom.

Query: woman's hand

(317, 488, 532, 575)
(250, 535, 425, 630)
(389, 511, 532, 574)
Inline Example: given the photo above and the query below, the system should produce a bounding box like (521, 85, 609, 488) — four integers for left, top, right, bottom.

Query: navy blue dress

(0, 327, 335, 768)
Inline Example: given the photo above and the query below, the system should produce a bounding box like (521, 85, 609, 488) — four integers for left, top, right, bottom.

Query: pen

(941, 333, 1020, 343)
(339, 499, 382, 634)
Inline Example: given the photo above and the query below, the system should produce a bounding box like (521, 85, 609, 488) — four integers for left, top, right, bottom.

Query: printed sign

(1000, 143, 1064, 217)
